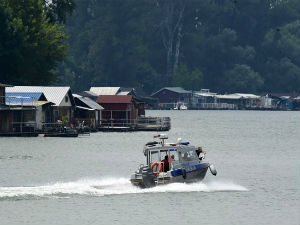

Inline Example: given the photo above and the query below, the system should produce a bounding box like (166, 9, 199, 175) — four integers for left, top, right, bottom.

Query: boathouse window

(65, 96, 68, 102)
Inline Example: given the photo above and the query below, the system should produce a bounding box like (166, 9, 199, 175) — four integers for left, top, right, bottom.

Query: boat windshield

(147, 148, 179, 166)
(169, 149, 178, 161)
(149, 150, 160, 165)
(179, 149, 198, 162)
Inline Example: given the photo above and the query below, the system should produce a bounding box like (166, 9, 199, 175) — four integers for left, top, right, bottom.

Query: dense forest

(1, 0, 299, 94)
(0, 0, 74, 85)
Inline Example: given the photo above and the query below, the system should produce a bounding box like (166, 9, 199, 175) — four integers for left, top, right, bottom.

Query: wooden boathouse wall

(97, 95, 144, 122)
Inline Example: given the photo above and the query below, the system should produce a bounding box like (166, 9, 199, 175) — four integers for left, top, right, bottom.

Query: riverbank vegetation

(0, 0, 74, 85)
(1, 0, 299, 94)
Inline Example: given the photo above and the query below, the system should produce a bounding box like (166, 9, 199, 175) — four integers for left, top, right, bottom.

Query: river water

(0, 110, 299, 225)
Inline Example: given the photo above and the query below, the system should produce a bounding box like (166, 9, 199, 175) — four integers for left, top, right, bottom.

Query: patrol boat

(130, 134, 217, 188)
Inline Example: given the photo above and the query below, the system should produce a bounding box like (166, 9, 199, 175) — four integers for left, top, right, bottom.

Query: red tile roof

(96, 95, 133, 103)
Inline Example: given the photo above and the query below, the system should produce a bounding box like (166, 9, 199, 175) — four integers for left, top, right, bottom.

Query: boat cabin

(130, 134, 216, 188)
(143, 135, 200, 173)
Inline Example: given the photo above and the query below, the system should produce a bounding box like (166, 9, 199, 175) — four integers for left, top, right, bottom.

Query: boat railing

(100, 119, 134, 128)
(196, 102, 237, 109)
(74, 118, 98, 128)
(11, 121, 36, 133)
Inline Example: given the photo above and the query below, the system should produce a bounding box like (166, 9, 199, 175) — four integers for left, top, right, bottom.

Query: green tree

(43, 0, 75, 24)
(173, 64, 203, 91)
(59, 0, 161, 92)
(223, 64, 263, 93)
(0, 0, 68, 85)
(262, 20, 300, 92)
(0, 1, 26, 84)
(57, 0, 300, 94)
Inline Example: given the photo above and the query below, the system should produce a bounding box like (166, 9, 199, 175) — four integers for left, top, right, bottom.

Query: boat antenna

(154, 134, 168, 147)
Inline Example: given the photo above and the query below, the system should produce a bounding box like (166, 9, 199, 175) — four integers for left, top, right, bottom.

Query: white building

(6, 86, 75, 124)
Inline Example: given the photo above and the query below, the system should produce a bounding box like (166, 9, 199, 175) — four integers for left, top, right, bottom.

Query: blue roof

(6, 92, 45, 103)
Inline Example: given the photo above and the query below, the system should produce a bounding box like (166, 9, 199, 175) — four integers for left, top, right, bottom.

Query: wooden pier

(0, 117, 171, 135)
(136, 117, 171, 131)
(98, 126, 133, 132)
(98, 117, 171, 132)
(0, 132, 38, 137)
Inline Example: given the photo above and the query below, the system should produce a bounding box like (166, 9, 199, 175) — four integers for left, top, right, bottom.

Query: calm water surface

(0, 110, 299, 225)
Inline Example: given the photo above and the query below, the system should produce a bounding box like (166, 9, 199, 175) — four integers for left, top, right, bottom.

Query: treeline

(58, 0, 300, 94)
(0, 0, 74, 85)
(1, 0, 299, 94)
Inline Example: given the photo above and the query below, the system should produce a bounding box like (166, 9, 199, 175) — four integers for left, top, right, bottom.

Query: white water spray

(0, 177, 248, 200)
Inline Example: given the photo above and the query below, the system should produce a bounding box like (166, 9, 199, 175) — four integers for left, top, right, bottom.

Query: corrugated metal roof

(79, 91, 98, 101)
(280, 96, 290, 100)
(5, 102, 51, 106)
(215, 94, 242, 99)
(6, 86, 72, 106)
(76, 105, 96, 111)
(235, 93, 260, 99)
(166, 87, 191, 93)
(6, 92, 46, 103)
(73, 94, 103, 110)
(97, 95, 133, 103)
(119, 87, 136, 95)
(118, 91, 130, 95)
(151, 87, 192, 96)
(194, 89, 217, 97)
(90, 87, 121, 95)
(194, 92, 217, 97)
(0, 83, 13, 87)
(81, 91, 98, 97)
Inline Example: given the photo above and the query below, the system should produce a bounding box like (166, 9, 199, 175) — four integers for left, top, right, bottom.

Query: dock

(136, 117, 171, 131)
(98, 126, 133, 132)
(0, 132, 38, 137)
(98, 117, 171, 132)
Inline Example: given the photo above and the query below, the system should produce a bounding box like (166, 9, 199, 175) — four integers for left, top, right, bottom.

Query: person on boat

(161, 155, 169, 172)
(196, 147, 206, 160)
(170, 155, 175, 161)
(183, 152, 189, 160)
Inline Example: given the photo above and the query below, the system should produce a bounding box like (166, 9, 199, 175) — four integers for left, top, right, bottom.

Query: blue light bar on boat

(180, 142, 190, 145)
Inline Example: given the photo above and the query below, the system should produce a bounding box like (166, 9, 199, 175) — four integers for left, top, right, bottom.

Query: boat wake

(0, 178, 248, 200)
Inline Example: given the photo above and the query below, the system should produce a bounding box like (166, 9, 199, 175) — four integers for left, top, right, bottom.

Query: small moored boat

(130, 134, 217, 188)
(173, 102, 188, 110)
